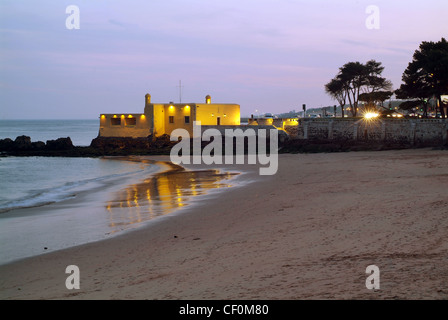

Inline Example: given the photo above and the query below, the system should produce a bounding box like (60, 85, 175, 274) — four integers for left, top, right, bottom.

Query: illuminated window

(111, 118, 121, 126)
(125, 118, 136, 126)
(169, 116, 174, 124)
(184, 116, 190, 124)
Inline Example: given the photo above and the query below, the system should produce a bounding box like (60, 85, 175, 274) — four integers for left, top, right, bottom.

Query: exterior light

(364, 112, 379, 119)
(113, 115, 117, 118)
(128, 115, 133, 118)
(140, 115, 146, 119)
(101, 115, 106, 119)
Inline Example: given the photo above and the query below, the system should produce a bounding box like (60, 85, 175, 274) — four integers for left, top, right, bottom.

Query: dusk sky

(0, 0, 446, 119)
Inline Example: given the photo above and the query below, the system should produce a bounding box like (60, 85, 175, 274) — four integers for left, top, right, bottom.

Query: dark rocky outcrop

(0, 135, 177, 156)
(31, 141, 46, 149)
(89, 135, 176, 155)
(14, 135, 32, 150)
(0, 136, 48, 152)
(2, 132, 442, 157)
(45, 137, 74, 150)
(0, 138, 14, 151)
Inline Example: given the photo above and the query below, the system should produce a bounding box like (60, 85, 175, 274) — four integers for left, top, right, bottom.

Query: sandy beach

(1, 148, 447, 300)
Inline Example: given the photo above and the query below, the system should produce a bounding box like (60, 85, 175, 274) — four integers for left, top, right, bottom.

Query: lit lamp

(364, 112, 379, 119)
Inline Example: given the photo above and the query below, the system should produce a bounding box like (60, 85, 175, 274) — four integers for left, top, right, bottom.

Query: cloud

(108, 19, 139, 29)
(1, 0, 447, 118)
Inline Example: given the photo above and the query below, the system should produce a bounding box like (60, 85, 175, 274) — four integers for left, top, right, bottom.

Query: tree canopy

(395, 37, 448, 118)
(325, 60, 392, 117)
(324, 78, 347, 118)
(359, 91, 394, 109)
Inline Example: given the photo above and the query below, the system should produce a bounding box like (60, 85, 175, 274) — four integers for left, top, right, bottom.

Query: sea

(0, 120, 121, 213)
(0, 120, 240, 264)
(0, 119, 99, 147)
(0, 120, 158, 263)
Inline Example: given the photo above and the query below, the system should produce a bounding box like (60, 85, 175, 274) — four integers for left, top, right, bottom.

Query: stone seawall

(284, 119, 448, 146)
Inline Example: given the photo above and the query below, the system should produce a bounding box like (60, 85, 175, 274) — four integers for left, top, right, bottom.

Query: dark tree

(395, 38, 448, 118)
(337, 61, 366, 117)
(326, 60, 392, 117)
(325, 78, 347, 118)
(359, 91, 394, 110)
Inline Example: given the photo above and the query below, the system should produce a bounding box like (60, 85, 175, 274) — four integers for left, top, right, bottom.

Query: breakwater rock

(0, 136, 74, 152)
(0, 135, 176, 156)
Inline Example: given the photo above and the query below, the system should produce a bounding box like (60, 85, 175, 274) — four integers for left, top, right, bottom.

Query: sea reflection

(105, 164, 238, 232)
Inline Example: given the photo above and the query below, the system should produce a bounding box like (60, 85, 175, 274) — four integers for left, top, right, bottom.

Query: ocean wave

(0, 162, 158, 214)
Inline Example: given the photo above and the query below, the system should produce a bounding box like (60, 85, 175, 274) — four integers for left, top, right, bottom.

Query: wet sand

(0, 157, 240, 265)
(1, 149, 447, 299)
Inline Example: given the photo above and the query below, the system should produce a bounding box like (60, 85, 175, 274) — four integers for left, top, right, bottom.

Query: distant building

(99, 94, 240, 138)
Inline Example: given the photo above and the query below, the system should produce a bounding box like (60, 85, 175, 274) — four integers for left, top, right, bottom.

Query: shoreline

(0, 156, 245, 265)
(1, 149, 447, 299)
(0, 157, 165, 264)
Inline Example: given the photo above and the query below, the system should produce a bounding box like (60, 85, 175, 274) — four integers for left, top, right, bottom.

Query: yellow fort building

(99, 94, 240, 138)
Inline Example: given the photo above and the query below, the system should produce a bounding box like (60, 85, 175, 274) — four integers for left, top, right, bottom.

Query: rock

(46, 137, 74, 150)
(14, 136, 32, 150)
(152, 134, 172, 148)
(31, 141, 46, 150)
(89, 135, 177, 153)
(90, 136, 150, 150)
(0, 138, 14, 151)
